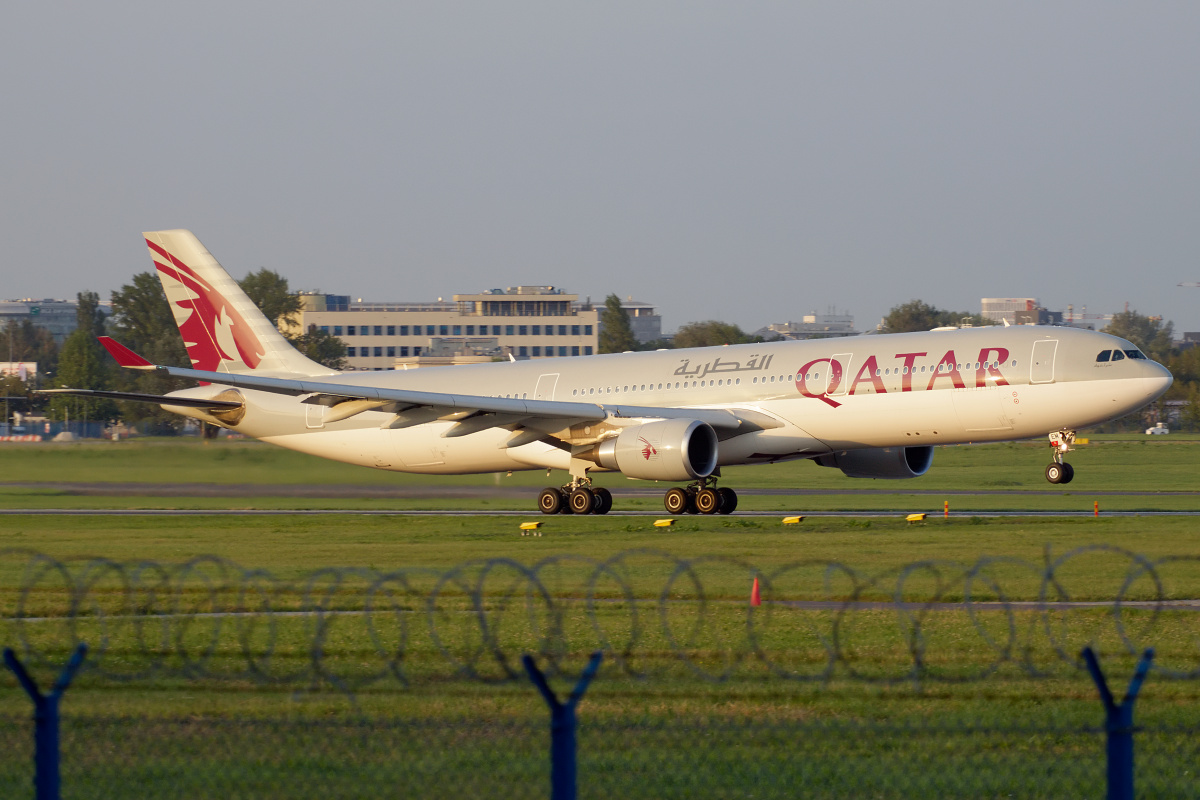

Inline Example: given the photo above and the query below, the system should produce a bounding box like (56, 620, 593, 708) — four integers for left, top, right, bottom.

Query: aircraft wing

(98, 337, 774, 439)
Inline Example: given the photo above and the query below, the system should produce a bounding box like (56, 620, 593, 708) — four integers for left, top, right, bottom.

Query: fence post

(522, 651, 603, 800)
(1082, 646, 1154, 800)
(3, 644, 88, 800)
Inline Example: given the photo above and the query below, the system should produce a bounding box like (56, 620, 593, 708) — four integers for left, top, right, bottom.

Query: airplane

(46, 230, 1173, 516)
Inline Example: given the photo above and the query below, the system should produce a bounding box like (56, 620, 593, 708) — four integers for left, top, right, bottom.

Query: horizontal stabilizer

(38, 389, 243, 410)
(97, 337, 155, 369)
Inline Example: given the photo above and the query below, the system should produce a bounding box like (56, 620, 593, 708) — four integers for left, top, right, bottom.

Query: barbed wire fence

(2, 545, 1199, 798)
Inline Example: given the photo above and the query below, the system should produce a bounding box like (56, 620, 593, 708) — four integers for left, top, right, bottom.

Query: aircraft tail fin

(143, 230, 333, 377)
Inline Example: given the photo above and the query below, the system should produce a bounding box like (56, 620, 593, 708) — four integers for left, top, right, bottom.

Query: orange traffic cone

(750, 576, 761, 607)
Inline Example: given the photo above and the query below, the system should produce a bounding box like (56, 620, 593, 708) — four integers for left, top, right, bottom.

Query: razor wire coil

(3, 545, 1198, 691)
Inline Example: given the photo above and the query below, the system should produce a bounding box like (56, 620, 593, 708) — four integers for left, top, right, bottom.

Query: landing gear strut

(663, 478, 737, 515)
(1045, 430, 1076, 485)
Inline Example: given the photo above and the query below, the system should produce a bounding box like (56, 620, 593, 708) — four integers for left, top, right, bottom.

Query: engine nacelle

(590, 419, 719, 481)
(813, 446, 934, 479)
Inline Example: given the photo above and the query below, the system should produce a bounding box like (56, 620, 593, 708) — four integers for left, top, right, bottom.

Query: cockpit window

(1096, 350, 1111, 362)
(1111, 350, 1125, 361)
(1124, 349, 1147, 360)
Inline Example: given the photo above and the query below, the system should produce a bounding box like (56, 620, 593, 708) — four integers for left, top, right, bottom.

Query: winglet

(98, 337, 156, 370)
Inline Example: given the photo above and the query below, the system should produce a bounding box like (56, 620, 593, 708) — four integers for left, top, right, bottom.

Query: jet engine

(813, 446, 934, 479)
(588, 418, 719, 481)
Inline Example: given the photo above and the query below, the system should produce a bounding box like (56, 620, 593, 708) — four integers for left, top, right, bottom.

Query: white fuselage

(165, 325, 1171, 477)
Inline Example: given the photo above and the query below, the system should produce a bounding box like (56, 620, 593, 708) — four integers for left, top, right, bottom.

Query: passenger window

(1096, 350, 1111, 362)
(1111, 350, 1125, 361)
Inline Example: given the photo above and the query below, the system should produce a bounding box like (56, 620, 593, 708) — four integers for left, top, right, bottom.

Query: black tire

(664, 487, 689, 515)
(538, 487, 563, 514)
(1045, 463, 1064, 484)
(569, 487, 595, 515)
(593, 487, 613, 515)
(717, 487, 738, 515)
(1061, 463, 1074, 484)
(695, 488, 720, 514)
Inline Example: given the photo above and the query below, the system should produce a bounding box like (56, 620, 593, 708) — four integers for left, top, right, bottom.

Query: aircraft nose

(1147, 360, 1173, 397)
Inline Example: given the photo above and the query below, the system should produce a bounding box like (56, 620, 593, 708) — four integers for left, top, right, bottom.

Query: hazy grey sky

(3, 3, 1198, 334)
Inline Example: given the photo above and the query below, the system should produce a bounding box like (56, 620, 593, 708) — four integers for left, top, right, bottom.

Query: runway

(3, 482, 1197, 516)
(4, 481, 1200, 499)
(5, 508, 1200, 517)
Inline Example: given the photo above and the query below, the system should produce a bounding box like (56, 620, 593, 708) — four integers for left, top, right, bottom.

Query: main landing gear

(1045, 430, 1076, 485)
(538, 481, 613, 515)
(663, 479, 738, 516)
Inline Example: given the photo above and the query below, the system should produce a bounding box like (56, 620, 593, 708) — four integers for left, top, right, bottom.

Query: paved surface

(4, 508, 1200, 517)
(3, 481, 1199, 498)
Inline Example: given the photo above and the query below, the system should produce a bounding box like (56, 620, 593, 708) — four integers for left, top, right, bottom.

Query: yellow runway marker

(653, 519, 676, 528)
(782, 516, 804, 525)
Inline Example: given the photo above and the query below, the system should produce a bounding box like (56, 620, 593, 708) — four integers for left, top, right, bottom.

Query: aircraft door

(534, 373, 559, 400)
(1030, 340, 1058, 384)
(828, 354, 853, 397)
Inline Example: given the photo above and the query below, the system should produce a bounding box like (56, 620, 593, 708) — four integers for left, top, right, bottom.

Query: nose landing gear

(1045, 430, 1076, 485)
(663, 479, 738, 515)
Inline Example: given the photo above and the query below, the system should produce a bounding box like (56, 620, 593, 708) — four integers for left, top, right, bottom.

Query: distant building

(619, 298, 663, 344)
(591, 297, 664, 345)
(1178, 332, 1200, 351)
(0, 299, 81, 343)
(755, 312, 857, 341)
(293, 286, 600, 370)
(0, 362, 38, 379)
(981, 298, 1038, 325)
(1013, 308, 1063, 326)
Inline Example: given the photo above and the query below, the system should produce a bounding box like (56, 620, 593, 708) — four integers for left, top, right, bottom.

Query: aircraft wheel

(664, 487, 689, 515)
(569, 487, 595, 515)
(1045, 463, 1065, 484)
(1060, 463, 1074, 484)
(717, 487, 738, 515)
(593, 487, 613, 515)
(695, 488, 720, 515)
(538, 487, 563, 514)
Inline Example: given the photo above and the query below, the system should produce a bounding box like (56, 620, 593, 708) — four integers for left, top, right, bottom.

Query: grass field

(1, 434, 1199, 512)
(1, 437, 1198, 797)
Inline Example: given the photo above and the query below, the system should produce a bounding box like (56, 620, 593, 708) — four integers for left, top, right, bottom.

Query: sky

(2, 3, 1199, 335)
